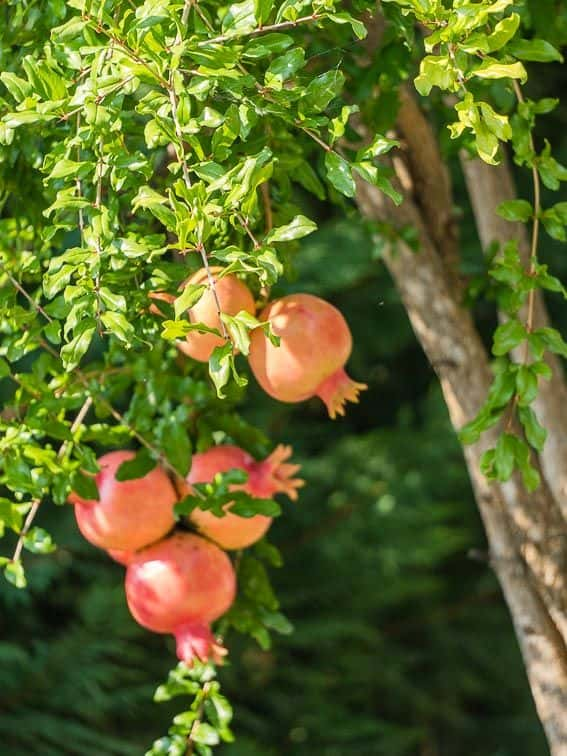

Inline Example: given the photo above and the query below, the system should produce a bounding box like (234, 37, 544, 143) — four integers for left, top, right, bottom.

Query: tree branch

(460, 151, 567, 522)
(396, 85, 461, 290)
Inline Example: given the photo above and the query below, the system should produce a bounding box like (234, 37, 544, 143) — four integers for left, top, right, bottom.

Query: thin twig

(236, 213, 261, 249)
(3, 275, 201, 499)
(167, 1, 230, 340)
(11, 396, 93, 563)
(199, 13, 322, 46)
(83, 15, 169, 88)
(93, 138, 104, 335)
(0, 267, 53, 323)
(512, 80, 541, 341)
(76, 112, 85, 238)
(186, 681, 212, 755)
(196, 243, 229, 339)
(260, 182, 273, 232)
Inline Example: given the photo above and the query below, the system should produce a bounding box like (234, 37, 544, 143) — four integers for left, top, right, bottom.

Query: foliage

(1, 0, 566, 752)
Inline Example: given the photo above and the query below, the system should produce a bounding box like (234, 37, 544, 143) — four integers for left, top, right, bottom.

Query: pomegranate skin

(125, 532, 236, 663)
(187, 444, 303, 550)
(107, 548, 135, 566)
(177, 267, 256, 362)
(69, 451, 176, 552)
(249, 293, 367, 418)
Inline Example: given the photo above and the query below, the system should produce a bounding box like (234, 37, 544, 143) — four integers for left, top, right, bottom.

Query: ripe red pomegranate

(125, 532, 236, 664)
(187, 444, 303, 549)
(69, 451, 176, 551)
(177, 267, 256, 362)
(249, 293, 367, 418)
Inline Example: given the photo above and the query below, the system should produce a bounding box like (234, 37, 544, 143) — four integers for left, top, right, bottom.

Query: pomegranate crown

(249, 444, 304, 501)
(174, 622, 228, 666)
(316, 368, 368, 419)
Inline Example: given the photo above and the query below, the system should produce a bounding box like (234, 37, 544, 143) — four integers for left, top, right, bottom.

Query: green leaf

(23, 527, 56, 554)
(160, 423, 192, 477)
(0, 497, 23, 532)
(353, 162, 403, 205)
(243, 33, 294, 59)
(518, 406, 547, 452)
(301, 70, 345, 113)
(265, 48, 305, 86)
(60, 319, 96, 371)
(534, 327, 567, 358)
(266, 215, 317, 243)
(209, 343, 241, 398)
(293, 160, 325, 199)
(254, 0, 273, 25)
(0, 72, 32, 101)
(3, 111, 56, 128)
(116, 449, 157, 481)
(325, 152, 355, 198)
(328, 12, 367, 40)
(516, 365, 538, 406)
(71, 470, 99, 501)
(205, 693, 233, 730)
(497, 200, 532, 222)
(4, 561, 26, 588)
(161, 320, 220, 341)
(99, 287, 127, 312)
(492, 320, 526, 356)
(174, 494, 203, 517)
(47, 159, 93, 181)
(221, 311, 254, 356)
(494, 433, 516, 481)
(415, 56, 455, 96)
(191, 723, 220, 746)
(356, 135, 399, 161)
(101, 311, 135, 344)
(228, 494, 281, 517)
(508, 38, 563, 63)
(473, 60, 527, 83)
(174, 284, 206, 320)
(258, 608, 293, 634)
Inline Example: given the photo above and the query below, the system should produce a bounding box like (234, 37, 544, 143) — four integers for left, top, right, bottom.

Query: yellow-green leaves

(415, 56, 457, 96)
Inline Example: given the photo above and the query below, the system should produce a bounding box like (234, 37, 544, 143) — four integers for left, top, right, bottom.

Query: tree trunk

(353, 89, 567, 754)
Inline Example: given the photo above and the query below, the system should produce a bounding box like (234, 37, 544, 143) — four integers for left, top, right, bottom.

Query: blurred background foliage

(2, 18, 567, 756)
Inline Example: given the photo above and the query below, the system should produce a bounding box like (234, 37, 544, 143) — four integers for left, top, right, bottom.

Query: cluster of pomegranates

(68, 267, 365, 665)
(152, 266, 367, 419)
(69, 444, 302, 664)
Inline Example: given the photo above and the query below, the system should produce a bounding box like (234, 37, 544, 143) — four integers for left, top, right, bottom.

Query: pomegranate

(177, 267, 256, 362)
(187, 444, 303, 550)
(125, 532, 236, 664)
(249, 293, 367, 418)
(107, 548, 134, 566)
(148, 290, 175, 317)
(69, 451, 176, 551)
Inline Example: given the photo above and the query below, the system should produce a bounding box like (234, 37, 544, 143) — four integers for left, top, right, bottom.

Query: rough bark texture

(460, 153, 567, 521)
(352, 88, 567, 753)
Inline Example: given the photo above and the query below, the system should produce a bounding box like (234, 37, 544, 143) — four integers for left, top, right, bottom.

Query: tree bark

(353, 94, 567, 753)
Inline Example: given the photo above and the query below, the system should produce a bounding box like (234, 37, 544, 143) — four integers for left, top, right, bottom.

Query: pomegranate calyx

(315, 368, 368, 419)
(174, 622, 228, 665)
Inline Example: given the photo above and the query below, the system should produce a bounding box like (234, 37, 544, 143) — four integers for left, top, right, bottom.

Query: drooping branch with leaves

(1, 0, 567, 753)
